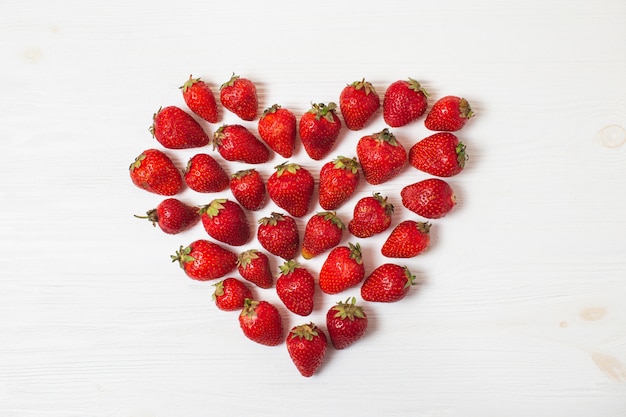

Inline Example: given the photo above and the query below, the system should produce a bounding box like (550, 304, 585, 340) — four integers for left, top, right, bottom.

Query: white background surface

(1, 1, 626, 416)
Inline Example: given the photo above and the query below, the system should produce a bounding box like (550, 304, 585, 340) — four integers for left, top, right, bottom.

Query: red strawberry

(199, 198, 250, 246)
(348, 192, 394, 238)
(318, 156, 360, 210)
(339, 78, 380, 131)
(149, 106, 210, 149)
(134, 198, 199, 234)
(229, 169, 266, 211)
(171, 239, 237, 281)
(326, 297, 368, 349)
(361, 264, 416, 303)
(301, 212, 344, 260)
(212, 277, 252, 311)
(237, 249, 273, 289)
(239, 299, 283, 346)
(408, 132, 467, 177)
(381, 220, 431, 258)
(424, 95, 474, 131)
(276, 260, 315, 316)
(219, 73, 258, 121)
(383, 78, 429, 127)
(267, 162, 314, 218)
(258, 104, 296, 158)
(286, 323, 327, 377)
(319, 243, 365, 295)
(212, 124, 270, 164)
(356, 128, 407, 185)
(400, 178, 456, 219)
(184, 153, 229, 193)
(180, 75, 219, 123)
(257, 212, 299, 260)
(299, 102, 342, 160)
(129, 149, 183, 196)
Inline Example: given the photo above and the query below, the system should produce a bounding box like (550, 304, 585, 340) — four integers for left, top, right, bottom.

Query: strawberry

(319, 243, 365, 295)
(229, 169, 266, 211)
(326, 297, 368, 349)
(408, 132, 467, 177)
(134, 198, 199, 234)
(183, 153, 229, 193)
(171, 239, 237, 281)
(424, 95, 474, 131)
(381, 220, 431, 258)
(299, 102, 342, 160)
(318, 156, 360, 210)
(129, 149, 183, 196)
(339, 78, 380, 131)
(400, 178, 456, 219)
(267, 162, 314, 218)
(348, 192, 394, 238)
(212, 124, 270, 164)
(258, 104, 296, 158)
(180, 75, 219, 123)
(361, 264, 416, 303)
(149, 106, 210, 149)
(239, 299, 283, 346)
(301, 211, 344, 260)
(237, 249, 273, 289)
(212, 277, 252, 311)
(257, 212, 299, 260)
(356, 128, 407, 185)
(383, 78, 429, 127)
(276, 260, 315, 316)
(199, 198, 250, 246)
(219, 73, 258, 121)
(286, 323, 327, 377)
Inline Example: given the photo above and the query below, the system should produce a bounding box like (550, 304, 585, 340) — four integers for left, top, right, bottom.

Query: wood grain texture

(1, 0, 625, 416)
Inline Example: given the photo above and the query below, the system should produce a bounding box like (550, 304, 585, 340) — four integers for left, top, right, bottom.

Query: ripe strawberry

(219, 73, 258, 121)
(199, 198, 250, 246)
(184, 153, 229, 193)
(400, 178, 456, 219)
(239, 299, 283, 346)
(301, 212, 344, 260)
(356, 128, 407, 185)
(257, 212, 299, 260)
(348, 192, 394, 238)
(129, 149, 183, 196)
(408, 132, 467, 177)
(381, 220, 431, 258)
(149, 106, 210, 149)
(424, 95, 474, 131)
(286, 323, 327, 377)
(276, 260, 315, 316)
(339, 78, 380, 131)
(267, 162, 314, 218)
(326, 297, 368, 349)
(318, 156, 360, 210)
(383, 78, 429, 127)
(229, 169, 266, 211)
(212, 277, 252, 311)
(212, 124, 270, 164)
(361, 264, 416, 303)
(237, 249, 273, 289)
(171, 239, 237, 281)
(299, 102, 342, 160)
(134, 198, 199, 234)
(319, 243, 365, 295)
(180, 75, 219, 123)
(258, 104, 296, 158)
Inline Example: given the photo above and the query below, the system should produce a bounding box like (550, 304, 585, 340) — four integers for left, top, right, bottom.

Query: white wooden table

(1, 1, 625, 416)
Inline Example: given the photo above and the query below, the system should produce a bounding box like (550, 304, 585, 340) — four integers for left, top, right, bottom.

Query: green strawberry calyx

(318, 211, 345, 229)
(348, 242, 363, 264)
(374, 128, 399, 146)
(133, 208, 158, 227)
(290, 323, 319, 341)
(219, 72, 240, 90)
(180, 74, 201, 92)
(258, 212, 285, 227)
(350, 78, 376, 95)
(241, 298, 259, 318)
(129, 152, 147, 171)
(171, 245, 195, 268)
(333, 156, 360, 174)
(212, 280, 225, 300)
(416, 221, 432, 234)
(407, 78, 430, 97)
(308, 102, 338, 123)
(231, 169, 255, 179)
(456, 142, 468, 168)
(199, 199, 227, 218)
(148, 107, 163, 138)
(237, 249, 260, 268)
(279, 259, 301, 276)
(458, 98, 475, 119)
(274, 162, 301, 177)
(263, 104, 281, 115)
(211, 124, 229, 149)
(332, 297, 366, 321)
(372, 192, 394, 216)
(402, 266, 417, 289)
